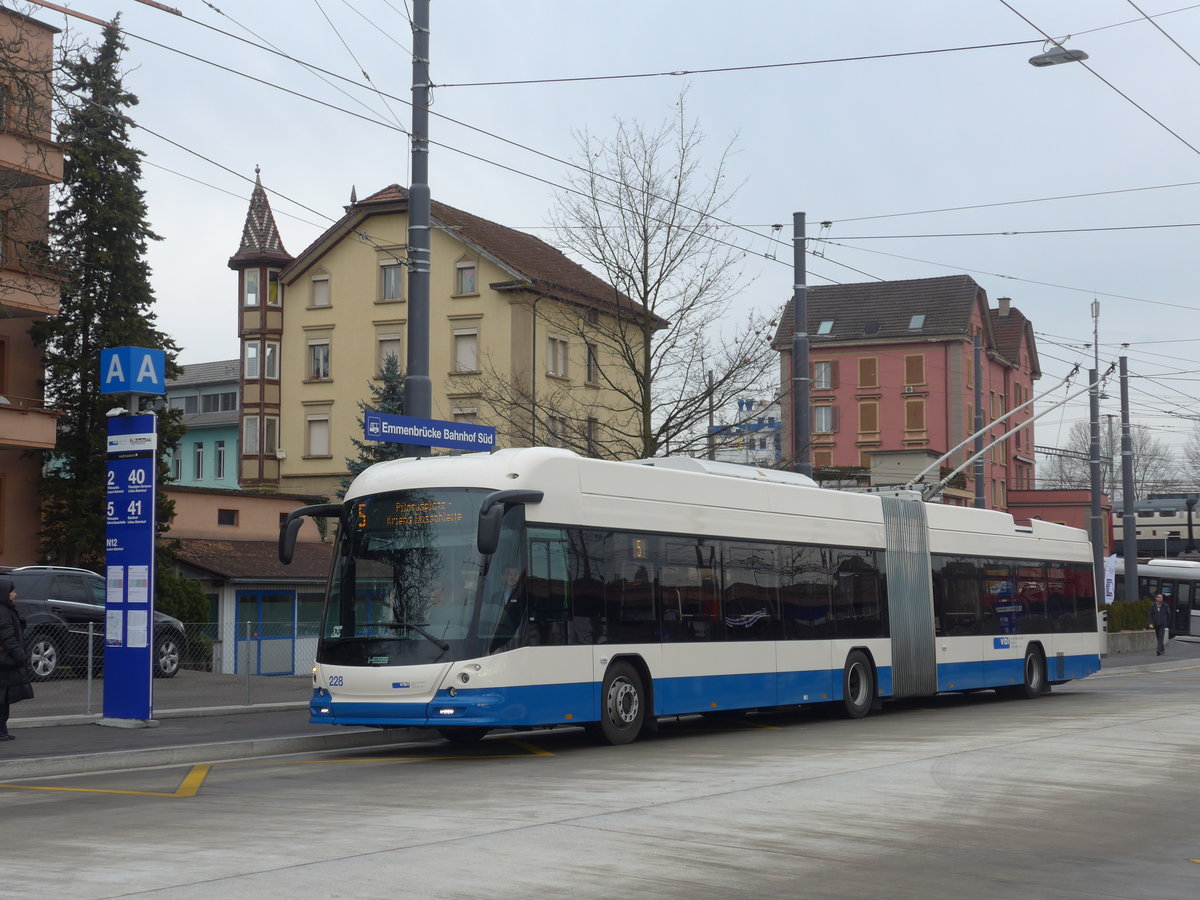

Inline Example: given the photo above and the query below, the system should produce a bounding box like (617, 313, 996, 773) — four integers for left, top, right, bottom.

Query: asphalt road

(2, 663, 1198, 900)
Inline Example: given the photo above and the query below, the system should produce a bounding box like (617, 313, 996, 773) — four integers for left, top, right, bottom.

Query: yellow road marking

(220, 738, 555, 766)
(0, 739, 551, 797)
(0, 764, 211, 798)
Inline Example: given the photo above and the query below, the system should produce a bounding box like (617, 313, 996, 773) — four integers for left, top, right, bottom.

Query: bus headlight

(312, 665, 319, 687)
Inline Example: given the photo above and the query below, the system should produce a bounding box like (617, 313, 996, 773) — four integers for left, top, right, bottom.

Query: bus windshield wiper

(383, 621, 449, 651)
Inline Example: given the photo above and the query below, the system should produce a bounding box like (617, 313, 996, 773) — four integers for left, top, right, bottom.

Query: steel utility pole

(1120, 356, 1138, 603)
(1090, 367, 1104, 605)
(974, 334, 984, 507)
(791, 212, 811, 477)
(404, 0, 432, 457)
(1089, 301, 1104, 602)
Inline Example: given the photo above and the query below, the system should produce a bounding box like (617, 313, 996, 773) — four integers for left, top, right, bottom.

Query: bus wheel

(1002, 647, 1046, 700)
(839, 650, 874, 719)
(599, 661, 645, 745)
(438, 727, 489, 744)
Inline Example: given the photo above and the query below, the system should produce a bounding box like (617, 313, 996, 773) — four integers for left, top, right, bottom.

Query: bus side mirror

(279, 503, 343, 564)
(476, 489, 544, 555)
(478, 505, 503, 556)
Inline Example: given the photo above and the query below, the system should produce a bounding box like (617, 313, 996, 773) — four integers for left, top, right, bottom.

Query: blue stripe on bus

(936, 654, 1101, 691)
(308, 655, 1098, 728)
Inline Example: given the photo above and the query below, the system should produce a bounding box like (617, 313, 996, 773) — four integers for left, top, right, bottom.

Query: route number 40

(106, 468, 147, 487)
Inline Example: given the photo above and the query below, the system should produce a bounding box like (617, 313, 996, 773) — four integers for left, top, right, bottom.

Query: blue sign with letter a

(101, 347, 166, 395)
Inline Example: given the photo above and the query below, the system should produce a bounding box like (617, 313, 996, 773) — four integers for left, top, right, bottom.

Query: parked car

(2, 566, 186, 681)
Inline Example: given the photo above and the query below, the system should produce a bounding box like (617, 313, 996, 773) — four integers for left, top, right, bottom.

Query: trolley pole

(791, 212, 812, 477)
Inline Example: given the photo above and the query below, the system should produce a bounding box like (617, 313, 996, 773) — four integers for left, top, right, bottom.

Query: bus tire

(839, 650, 874, 719)
(1003, 646, 1046, 700)
(599, 661, 646, 745)
(438, 727, 489, 744)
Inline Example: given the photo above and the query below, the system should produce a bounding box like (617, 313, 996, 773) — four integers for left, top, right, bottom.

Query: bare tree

(1182, 422, 1200, 484)
(477, 96, 777, 460)
(1039, 420, 1180, 499)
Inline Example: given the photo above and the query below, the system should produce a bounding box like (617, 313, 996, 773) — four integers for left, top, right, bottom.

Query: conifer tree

(31, 22, 182, 568)
(338, 353, 407, 498)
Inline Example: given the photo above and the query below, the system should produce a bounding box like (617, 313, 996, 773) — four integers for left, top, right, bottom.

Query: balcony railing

(0, 393, 57, 450)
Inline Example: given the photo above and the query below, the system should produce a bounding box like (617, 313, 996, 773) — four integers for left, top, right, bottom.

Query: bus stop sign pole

(100, 347, 165, 726)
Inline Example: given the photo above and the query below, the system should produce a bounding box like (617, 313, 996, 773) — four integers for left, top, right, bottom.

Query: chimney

(998, 297, 1011, 318)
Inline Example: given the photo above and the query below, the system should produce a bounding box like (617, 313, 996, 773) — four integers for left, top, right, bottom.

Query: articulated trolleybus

(279, 448, 1101, 745)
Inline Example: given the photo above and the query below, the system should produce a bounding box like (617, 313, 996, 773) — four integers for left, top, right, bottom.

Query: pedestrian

(0, 578, 35, 740)
(1148, 592, 1172, 656)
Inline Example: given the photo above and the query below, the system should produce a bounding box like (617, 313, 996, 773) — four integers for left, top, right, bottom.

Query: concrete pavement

(3, 635, 1198, 782)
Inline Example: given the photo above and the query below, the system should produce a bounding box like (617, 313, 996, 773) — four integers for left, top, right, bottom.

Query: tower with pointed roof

(228, 169, 292, 489)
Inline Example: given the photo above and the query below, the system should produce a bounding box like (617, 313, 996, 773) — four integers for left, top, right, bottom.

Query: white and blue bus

(1113, 557, 1200, 636)
(279, 448, 1101, 744)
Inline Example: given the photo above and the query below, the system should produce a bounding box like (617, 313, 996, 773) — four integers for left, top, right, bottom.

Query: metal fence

(19, 621, 316, 718)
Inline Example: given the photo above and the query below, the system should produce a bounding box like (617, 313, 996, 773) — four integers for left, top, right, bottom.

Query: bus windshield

(321, 488, 492, 666)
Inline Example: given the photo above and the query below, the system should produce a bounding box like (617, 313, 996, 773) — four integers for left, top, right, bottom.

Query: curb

(1090, 659, 1200, 678)
(0, 727, 427, 781)
(10, 701, 308, 730)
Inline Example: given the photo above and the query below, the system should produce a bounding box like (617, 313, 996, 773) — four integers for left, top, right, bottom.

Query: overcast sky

(33, 0, 1200, 454)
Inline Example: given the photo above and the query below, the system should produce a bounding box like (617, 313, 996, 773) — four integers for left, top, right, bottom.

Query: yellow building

(229, 184, 651, 500)
(0, 8, 62, 563)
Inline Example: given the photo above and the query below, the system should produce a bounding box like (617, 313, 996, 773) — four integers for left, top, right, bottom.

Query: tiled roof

(229, 171, 292, 265)
(170, 538, 331, 581)
(284, 185, 661, 323)
(988, 306, 1041, 376)
(167, 359, 240, 387)
(772, 275, 989, 348)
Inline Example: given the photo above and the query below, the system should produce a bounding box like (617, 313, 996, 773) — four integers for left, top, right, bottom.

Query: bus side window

(527, 529, 569, 645)
(566, 529, 607, 646)
(606, 534, 658, 643)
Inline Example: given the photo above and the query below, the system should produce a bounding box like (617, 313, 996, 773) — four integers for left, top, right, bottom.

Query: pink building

(773, 275, 1039, 509)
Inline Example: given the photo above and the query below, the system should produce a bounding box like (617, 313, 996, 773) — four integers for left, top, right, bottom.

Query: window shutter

(860, 402, 878, 432)
(905, 399, 925, 431)
(905, 354, 924, 385)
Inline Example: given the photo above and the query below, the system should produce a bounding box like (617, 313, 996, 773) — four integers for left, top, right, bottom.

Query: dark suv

(3, 566, 186, 681)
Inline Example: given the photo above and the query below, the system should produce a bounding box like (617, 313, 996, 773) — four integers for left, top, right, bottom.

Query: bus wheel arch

(839, 648, 877, 719)
(594, 656, 654, 745)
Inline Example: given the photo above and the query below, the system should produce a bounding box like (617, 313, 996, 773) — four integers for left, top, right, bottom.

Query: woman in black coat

(0, 578, 35, 740)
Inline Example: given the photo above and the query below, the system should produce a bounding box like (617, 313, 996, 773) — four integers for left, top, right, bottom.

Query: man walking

(1149, 593, 1172, 656)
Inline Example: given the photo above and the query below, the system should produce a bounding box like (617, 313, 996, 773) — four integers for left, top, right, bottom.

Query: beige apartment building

(229, 183, 649, 500)
(0, 8, 61, 563)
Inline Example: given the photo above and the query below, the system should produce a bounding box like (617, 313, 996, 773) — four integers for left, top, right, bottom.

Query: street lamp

(1028, 44, 1089, 67)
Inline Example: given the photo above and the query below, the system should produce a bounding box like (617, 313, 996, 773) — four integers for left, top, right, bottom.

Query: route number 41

(105, 499, 144, 519)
